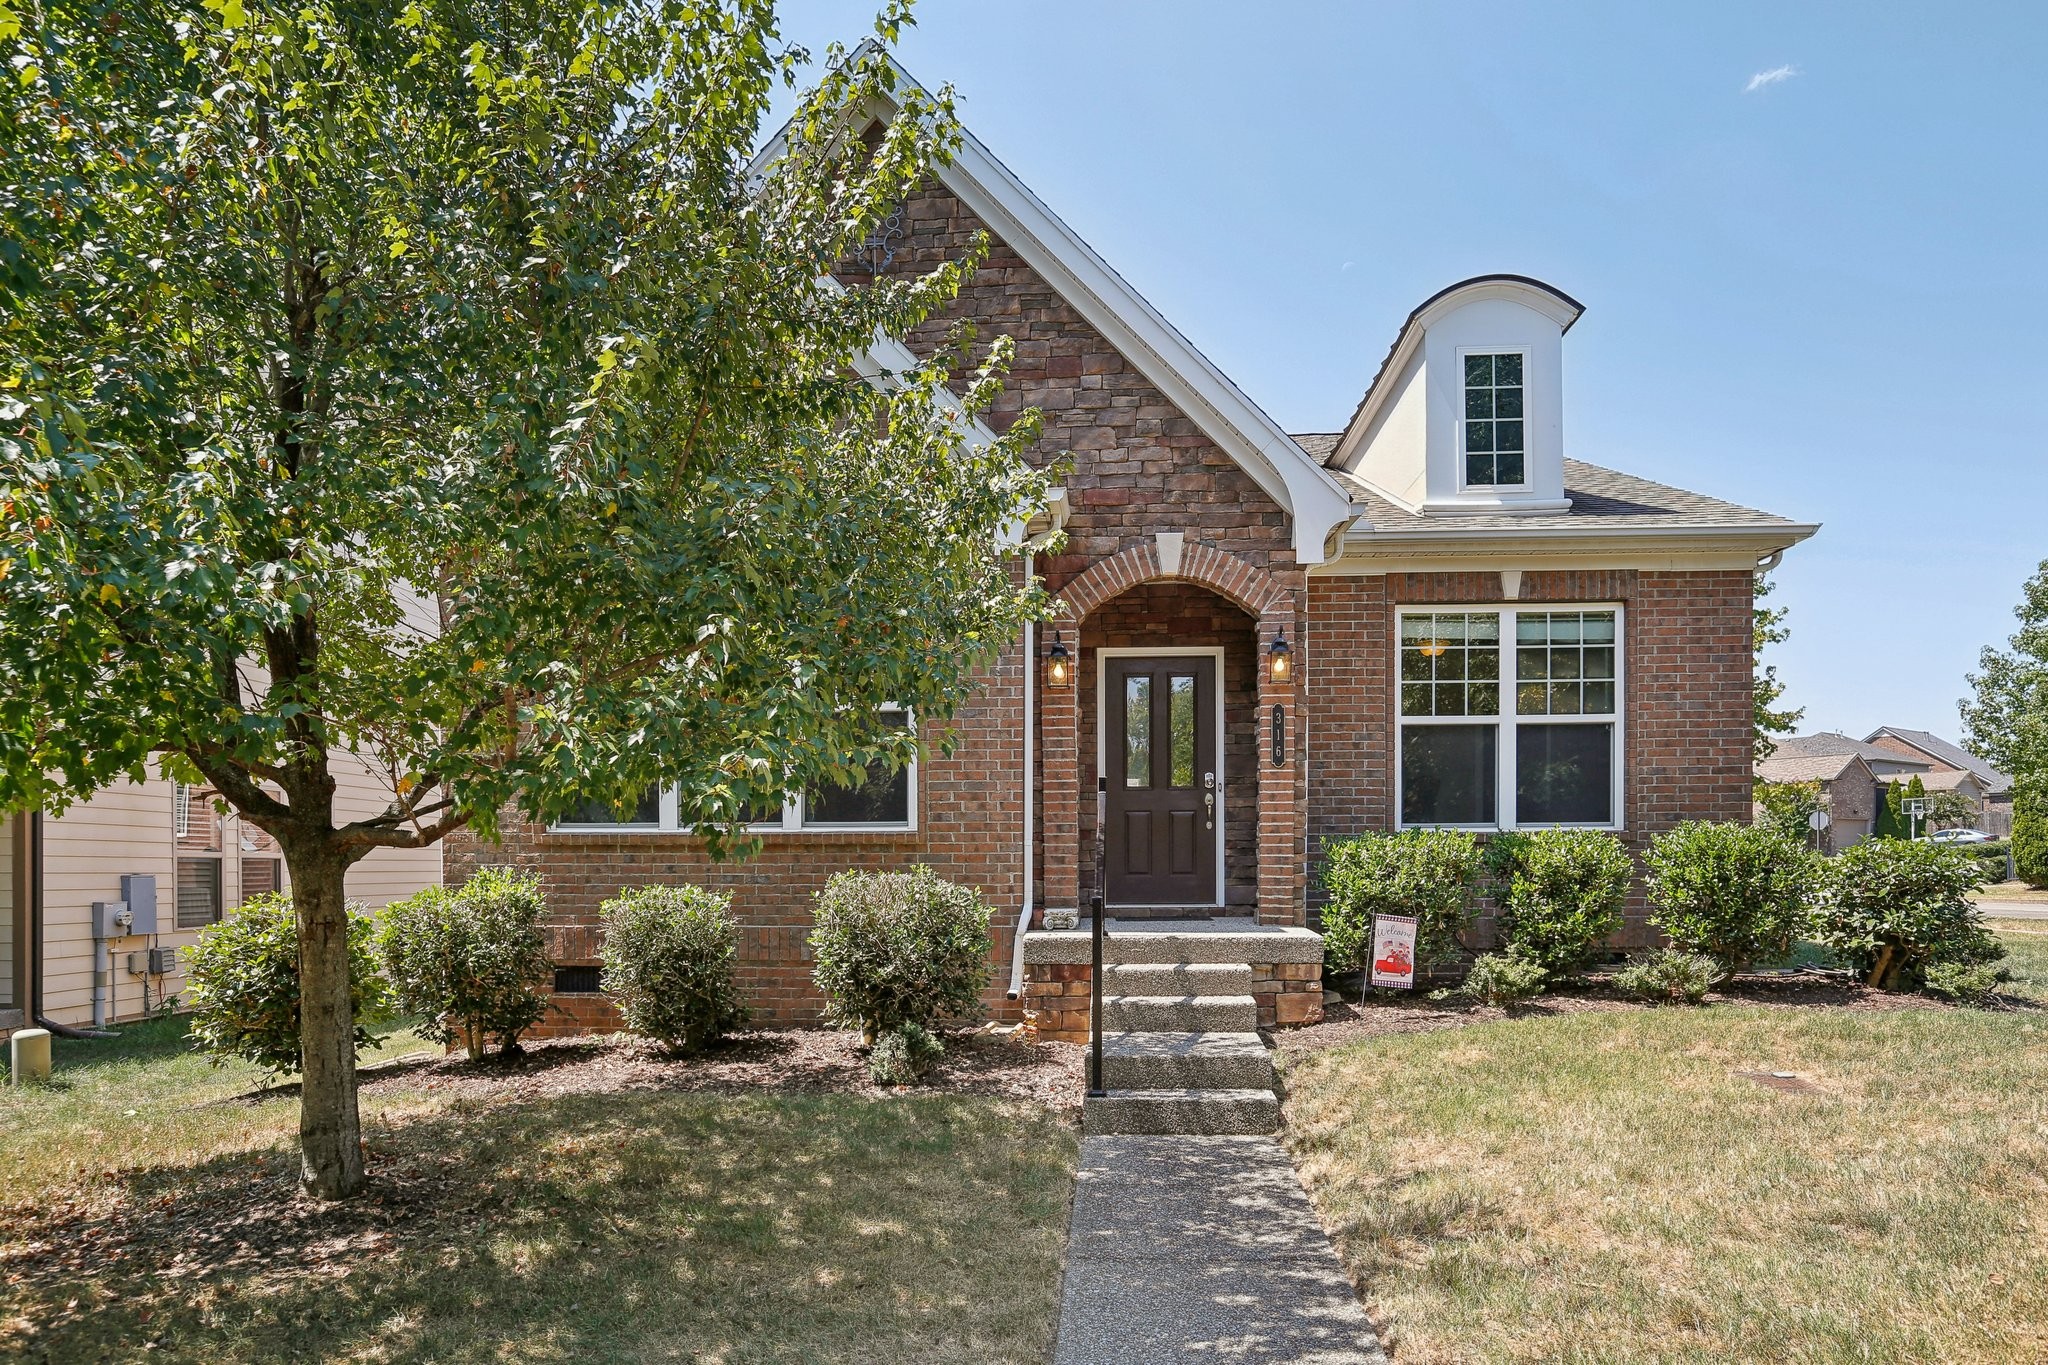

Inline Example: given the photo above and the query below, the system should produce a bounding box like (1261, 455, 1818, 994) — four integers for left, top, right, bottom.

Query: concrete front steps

(1022, 918, 1320, 1138)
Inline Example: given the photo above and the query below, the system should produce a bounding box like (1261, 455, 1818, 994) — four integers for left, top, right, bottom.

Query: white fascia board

(1324, 522, 1819, 572)
(745, 54, 1354, 565)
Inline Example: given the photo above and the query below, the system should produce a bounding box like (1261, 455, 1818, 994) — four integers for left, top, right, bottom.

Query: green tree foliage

(598, 884, 746, 1054)
(184, 894, 389, 1076)
(1964, 561, 2048, 886)
(809, 866, 992, 1040)
(0, 1, 1049, 1197)
(1874, 779, 1909, 841)
(1754, 779, 1826, 847)
(1486, 830, 1633, 979)
(1962, 559, 2048, 785)
(379, 868, 552, 1060)
(1319, 829, 1481, 976)
(1809, 839, 2001, 991)
(1644, 821, 1815, 973)
(1753, 571, 1804, 762)
(2013, 784, 2048, 889)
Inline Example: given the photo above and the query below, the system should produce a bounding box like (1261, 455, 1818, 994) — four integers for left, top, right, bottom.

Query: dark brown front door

(1105, 655, 1218, 906)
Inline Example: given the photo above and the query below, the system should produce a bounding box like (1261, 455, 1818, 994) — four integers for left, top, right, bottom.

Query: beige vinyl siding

(0, 817, 15, 1008)
(334, 750, 445, 910)
(40, 776, 179, 1026)
(34, 760, 441, 1028)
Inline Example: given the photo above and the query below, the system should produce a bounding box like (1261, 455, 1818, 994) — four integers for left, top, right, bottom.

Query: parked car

(1926, 828, 1992, 844)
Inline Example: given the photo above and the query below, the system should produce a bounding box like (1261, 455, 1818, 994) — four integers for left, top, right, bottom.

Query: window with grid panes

(1399, 607, 1620, 827)
(1462, 352, 1526, 487)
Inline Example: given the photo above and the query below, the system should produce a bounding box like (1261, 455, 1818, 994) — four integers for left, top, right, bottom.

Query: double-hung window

(1398, 608, 1621, 829)
(554, 708, 916, 833)
(1461, 351, 1526, 488)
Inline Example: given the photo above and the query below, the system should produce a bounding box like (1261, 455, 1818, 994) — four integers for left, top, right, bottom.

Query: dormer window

(1462, 352, 1525, 487)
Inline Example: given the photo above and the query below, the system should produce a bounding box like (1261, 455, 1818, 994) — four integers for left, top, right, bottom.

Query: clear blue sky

(774, 0, 2047, 746)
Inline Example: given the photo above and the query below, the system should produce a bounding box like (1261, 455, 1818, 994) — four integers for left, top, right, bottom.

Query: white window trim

(1455, 346, 1531, 494)
(1095, 646, 1228, 910)
(1395, 604, 1625, 832)
(551, 709, 919, 836)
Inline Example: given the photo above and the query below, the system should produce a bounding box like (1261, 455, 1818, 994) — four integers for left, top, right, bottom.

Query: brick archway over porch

(1041, 538, 1305, 925)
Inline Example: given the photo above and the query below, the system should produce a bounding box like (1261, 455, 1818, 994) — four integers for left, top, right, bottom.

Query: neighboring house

(1768, 732, 1934, 782)
(444, 58, 1818, 1034)
(1754, 750, 1883, 849)
(2, 754, 440, 1034)
(1864, 726, 2014, 836)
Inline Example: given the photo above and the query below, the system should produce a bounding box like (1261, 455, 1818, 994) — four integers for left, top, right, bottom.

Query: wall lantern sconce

(1268, 628, 1293, 683)
(1045, 632, 1073, 689)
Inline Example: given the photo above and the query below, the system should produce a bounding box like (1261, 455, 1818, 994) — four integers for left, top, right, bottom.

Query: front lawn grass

(1281, 931, 2048, 1364)
(1, 1018, 1078, 1363)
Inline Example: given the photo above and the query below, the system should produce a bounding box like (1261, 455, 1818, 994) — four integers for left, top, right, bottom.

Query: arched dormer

(1331, 275, 1584, 515)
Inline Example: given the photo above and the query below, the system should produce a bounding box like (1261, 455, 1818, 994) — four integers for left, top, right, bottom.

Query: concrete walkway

(1053, 1135, 1387, 1364)
(1977, 899, 2048, 919)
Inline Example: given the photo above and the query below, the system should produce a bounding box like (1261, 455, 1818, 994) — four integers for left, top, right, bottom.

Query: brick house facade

(444, 61, 1817, 1038)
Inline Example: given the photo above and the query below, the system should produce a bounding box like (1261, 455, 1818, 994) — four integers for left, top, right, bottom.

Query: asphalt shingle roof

(1284, 439, 1807, 535)
(1772, 734, 1933, 767)
(1867, 727, 2012, 794)
(1756, 752, 1867, 784)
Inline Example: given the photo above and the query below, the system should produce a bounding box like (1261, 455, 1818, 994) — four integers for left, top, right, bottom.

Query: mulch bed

(0, 1026, 1081, 1350)
(358, 1024, 1085, 1120)
(1275, 969, 2029, 1057)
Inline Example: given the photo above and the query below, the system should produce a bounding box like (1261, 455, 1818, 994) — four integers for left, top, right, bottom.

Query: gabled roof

(751, 49, 1356, 564)
(1773, 733, 1933, 768)
(1865, 727, 2013, 794)
(1757, 751, 1873, 785)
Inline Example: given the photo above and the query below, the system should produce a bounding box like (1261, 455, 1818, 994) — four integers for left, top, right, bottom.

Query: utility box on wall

(119, 874, 159, 936)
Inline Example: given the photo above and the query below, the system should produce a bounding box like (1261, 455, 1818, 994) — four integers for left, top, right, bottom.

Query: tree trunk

(289, 844, 364, 1200)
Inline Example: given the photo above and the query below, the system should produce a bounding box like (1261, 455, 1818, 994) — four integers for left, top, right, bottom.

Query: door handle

(1203, 780, 1215, 829)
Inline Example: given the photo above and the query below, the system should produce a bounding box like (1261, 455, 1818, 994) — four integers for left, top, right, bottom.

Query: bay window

(1398, 608, 1620, 829)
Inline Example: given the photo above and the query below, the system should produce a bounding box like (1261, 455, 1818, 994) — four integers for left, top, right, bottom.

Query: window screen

(176, 858, 223, 929)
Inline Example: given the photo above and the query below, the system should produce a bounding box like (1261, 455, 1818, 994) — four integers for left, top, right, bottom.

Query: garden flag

(1369, 914, 1418, 989)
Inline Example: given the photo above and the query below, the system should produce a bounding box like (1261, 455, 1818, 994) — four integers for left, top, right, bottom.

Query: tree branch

(335, 806, 472, 852)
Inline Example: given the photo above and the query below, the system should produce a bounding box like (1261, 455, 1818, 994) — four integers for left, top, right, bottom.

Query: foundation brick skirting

(1022, 960, 1323, 1043)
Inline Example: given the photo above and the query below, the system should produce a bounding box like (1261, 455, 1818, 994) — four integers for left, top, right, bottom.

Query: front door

(1104, 655, 1218, 906)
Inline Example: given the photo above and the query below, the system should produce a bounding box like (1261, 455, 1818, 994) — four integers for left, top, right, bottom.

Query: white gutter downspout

(1007, 615, 1036, 998)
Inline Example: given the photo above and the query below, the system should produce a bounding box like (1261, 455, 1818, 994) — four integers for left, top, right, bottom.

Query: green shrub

(1613, 948, 1719, 1005)
(1459, 950, 1548, 1006)
(1754, 779, 1826, 847)
(867, 1022, 945, 1085)
(1487, 829, 1633, 978)
(1644, 821, 1815, 972)
(1810, 839, 2003, 991)
(1966, 843, 2012, 885)
(1923, 959, 2008, 1007)
(2015, 784, 2048, 888)
(184, 893, 390, 1076)
(379, 868, 552, 1060)
(810, 866, 992, 1039)
(1321, 829, 1481, 976)
(598, 884, 747, 1054)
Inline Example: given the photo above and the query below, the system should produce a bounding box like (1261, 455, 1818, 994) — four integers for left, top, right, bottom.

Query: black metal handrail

(1087, 776, 1107, 1098)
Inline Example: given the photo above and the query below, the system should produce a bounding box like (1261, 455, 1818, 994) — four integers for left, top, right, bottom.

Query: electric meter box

(119, 874, 160, 936)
